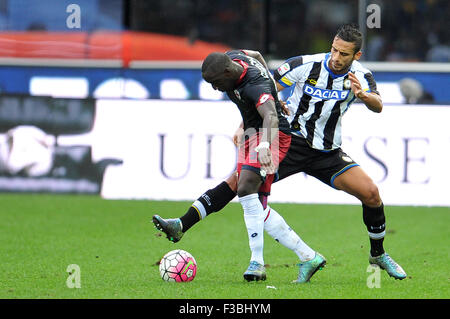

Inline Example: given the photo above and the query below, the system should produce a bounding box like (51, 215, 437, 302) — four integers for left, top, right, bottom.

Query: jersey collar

(233, 59, 249, 85)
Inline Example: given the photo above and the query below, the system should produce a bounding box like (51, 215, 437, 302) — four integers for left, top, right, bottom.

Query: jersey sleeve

(356, 70, 380, 96)
(242, 82, 275, 108)
(273, 56, 304, 88)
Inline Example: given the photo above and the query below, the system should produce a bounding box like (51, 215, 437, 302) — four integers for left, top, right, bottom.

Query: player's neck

(232, 61, 245, 75)
(232, 60, 247, 84)
(327, 59, 351, 75)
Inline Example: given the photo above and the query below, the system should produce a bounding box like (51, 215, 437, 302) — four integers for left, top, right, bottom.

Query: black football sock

(362, 203, 386, 257)
(179, 181, 236, 232)
(369, 237, 385, 257)
(179, 206, 201, 233)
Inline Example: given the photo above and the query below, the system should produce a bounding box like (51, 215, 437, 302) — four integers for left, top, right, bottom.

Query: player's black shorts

(277, 133, 359, 189)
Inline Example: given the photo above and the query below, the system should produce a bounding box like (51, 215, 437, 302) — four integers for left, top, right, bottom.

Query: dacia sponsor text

(303, 83, 349, 100)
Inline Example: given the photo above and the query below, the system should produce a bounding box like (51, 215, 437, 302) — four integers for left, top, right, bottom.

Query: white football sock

(264, 205, 316, 262)
(239, 193, 265, 265)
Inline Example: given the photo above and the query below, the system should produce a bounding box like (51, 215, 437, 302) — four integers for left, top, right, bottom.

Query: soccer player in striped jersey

(153, 24, 406, 281)
(272, 23, 406, 280)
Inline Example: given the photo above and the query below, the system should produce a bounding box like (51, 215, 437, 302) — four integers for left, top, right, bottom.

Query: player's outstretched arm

(243, 49, 282, 95)
(274, 82, 292, 116)
(242, 49, 270, 72)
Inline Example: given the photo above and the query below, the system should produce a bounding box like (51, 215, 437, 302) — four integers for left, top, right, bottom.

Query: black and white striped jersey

(274, 52, 379, 151)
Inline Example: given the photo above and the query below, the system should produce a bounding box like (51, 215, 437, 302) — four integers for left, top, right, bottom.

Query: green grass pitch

(0, 193, 449, 299)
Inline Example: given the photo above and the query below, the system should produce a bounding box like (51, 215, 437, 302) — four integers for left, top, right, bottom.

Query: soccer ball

(159, 249, 197, 282)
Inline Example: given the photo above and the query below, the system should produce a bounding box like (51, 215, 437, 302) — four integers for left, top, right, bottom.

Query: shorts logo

(259, 169, 267, 178)
(342, 155, 353, 162)
(277, 62, 290, 75)
(258, 93, 271, 105)
(303, 84, 349, 100)
(256, 93, 274, 107)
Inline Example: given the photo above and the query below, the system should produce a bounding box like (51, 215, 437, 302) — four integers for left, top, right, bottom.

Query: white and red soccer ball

(159, 249, 197, 282)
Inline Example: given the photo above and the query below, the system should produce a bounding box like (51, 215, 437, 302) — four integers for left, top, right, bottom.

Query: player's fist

(280, 100, 290, 116)
(348, 72, 366, 99)
(257, 147, 275, 174)
(233, 127, 244, 146)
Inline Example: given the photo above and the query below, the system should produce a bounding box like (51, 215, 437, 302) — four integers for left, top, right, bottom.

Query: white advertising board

(58, 99, 450, 206)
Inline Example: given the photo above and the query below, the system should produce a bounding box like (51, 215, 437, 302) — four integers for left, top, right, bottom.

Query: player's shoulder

(350, 60, 379, 94)
(276, 53, 325, 76)
(351, 59, 372, 75)
(302, 52, 327, 64)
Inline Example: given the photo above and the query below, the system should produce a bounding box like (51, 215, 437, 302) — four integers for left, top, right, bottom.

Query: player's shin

(239, 193, 265, 265)
(362, 203, 386, 257)
(263, 205, 316, 262)
(179, 181, 236, 232)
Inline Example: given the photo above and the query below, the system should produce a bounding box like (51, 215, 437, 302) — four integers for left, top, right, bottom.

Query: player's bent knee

(237, 169, 263, 197)
(237, 184, 256, 198)
(361, 183, 382, 207)
(225, 171, 238, 193)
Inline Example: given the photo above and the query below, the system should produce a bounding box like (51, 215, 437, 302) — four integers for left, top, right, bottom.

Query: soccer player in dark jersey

(153, 24, 407, 282)
(154, 49, 323, 283)
(199, 49, 292, 281)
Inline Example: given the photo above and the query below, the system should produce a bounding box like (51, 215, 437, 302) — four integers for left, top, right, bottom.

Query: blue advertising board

(0, 66, 448, 103)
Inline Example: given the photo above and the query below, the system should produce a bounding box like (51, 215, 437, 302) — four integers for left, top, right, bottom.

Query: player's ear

(353, 50, 362, 61)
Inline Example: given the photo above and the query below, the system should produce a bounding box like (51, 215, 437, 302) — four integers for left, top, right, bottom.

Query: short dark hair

(335, 23, 363, 53)
(202, 52, 232, 75)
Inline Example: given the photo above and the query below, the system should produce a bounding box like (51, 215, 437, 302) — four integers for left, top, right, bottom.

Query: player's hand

(257, 147, 276, 175)
(280, 101, 290, 116)
(348, 72, 367, 100)
(233, 127, 245, 146)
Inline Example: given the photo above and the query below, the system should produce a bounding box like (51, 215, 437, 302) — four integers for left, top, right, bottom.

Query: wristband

(254, 141, 270, 153)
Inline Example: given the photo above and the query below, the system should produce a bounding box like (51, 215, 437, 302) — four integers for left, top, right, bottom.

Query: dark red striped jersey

(225, 50, 290, 136)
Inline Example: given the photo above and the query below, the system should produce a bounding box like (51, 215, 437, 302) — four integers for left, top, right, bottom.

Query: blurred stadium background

(0, 0, 448, 206)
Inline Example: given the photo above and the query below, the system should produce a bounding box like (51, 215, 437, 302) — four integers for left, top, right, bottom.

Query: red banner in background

(0, 31, 231, 66)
